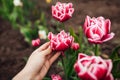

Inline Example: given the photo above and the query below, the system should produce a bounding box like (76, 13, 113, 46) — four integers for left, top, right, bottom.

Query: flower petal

(102, 32, 115, 42)
(48, 32, 54, 40)
(104, 19, 111, 34)
(105, 60, 113, 76)
(103, 74, 114, 80)
(84, 16, 91, 34)
(78, 71, 97, 80)
(88, 38, 103, 44)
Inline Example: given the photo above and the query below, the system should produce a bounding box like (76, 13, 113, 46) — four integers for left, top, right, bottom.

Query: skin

(13, 42, 61, 80)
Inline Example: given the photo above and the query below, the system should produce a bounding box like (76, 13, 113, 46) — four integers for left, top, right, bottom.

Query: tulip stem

(95, 44, 99, 56)
(61, 56, 68, 80)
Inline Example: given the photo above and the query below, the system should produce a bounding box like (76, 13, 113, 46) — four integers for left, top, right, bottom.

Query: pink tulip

(51, 74, 62, 80)
(71, 42, 80, 50)
(32, 38, 40, 47)
(84, 16, 115, 44)
(48, 30, 73, 51)
(52, 2, 74, 22)
(74, 53, 114, 80)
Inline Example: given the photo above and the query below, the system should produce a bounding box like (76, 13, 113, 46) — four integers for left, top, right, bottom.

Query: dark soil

(0, 0, 120, 80)
(0, 18, 34, 79)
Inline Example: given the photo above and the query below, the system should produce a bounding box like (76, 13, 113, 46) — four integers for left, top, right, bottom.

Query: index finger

(36, 42, 50, 52)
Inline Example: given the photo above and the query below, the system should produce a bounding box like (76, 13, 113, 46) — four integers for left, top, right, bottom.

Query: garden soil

(0, 0, 120, 79)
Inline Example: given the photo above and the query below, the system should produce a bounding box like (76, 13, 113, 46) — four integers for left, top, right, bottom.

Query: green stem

(95, 44, 99, 56)
(61, 22, 65, 30)
(61, 56, 68, 80)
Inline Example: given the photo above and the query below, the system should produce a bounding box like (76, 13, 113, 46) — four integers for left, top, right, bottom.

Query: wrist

(13, 68, 35, 80)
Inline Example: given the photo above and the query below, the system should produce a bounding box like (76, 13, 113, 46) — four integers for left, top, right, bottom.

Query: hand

(13, 42, 61, 80)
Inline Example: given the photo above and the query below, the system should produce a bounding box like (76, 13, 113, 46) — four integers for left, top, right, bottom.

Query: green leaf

(20, 27, 32, 43)
(69, 27, 79, 43)
(70, 76, 80, 80)
(113, 72, 120, 78)
(78, 26, 83, 45)
(10, 11, 18, 22)
(57, 61, 63, 67)
(20, 26, 38, 44)
(23, 56, 28, 62)
(43, 77, 51, 80)
(112, 59, 120, 77)
(40, 12, 47, 26)
(110, 45, 120, 59)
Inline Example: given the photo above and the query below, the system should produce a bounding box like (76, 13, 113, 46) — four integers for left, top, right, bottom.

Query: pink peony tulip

(52, 2, 74, 22)
(74, 53, 114, 80)
(32, 38, 40, 47)
(71, 42, 80, 50)
(51, 74, 62, 80)
(84, 16, 115, 44)
(48, 30, 73, 51)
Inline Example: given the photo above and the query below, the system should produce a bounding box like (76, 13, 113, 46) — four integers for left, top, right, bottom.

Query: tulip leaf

(64, 49, 79, 79)
(70, 76, 80, 80)
(78, 26, 83, 46)
(23, 56, 28, 62)
(113, 72, 120, 78)
(110, 45, 120, 59)
(20, 26, 38, 44)
(43, 77, 51, 80)
(69, 27, 79, 43)
(112, 58, 120, 78)
(40, 12, 47, 27)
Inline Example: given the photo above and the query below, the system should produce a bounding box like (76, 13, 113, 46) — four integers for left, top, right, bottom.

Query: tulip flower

(13, 0, 23, 7)
(84, 16, 115, 44)
(46, 0, 51, 4)
(32, 38, 40, 47)
(38, 30, 47, 39)
(48, 30, 73, 51)
(74, 53, 114, 80)
(71, 42, 80, 50)
(51, 74, 62, 80)
(52, 2, 74, 22)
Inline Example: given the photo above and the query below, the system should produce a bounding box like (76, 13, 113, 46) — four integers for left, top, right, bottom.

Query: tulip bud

(51, 74, 62, 80)
(38, 30, 47, 39)
(71, 42, 80, 50)
(13, 0, 23, 7)
(32, 38, 40, 47)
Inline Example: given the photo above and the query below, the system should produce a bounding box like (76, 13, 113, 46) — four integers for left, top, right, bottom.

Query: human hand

(13, 42, 61, 80)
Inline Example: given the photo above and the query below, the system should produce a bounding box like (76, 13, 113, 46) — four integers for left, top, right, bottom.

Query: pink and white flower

(74, 53, 114, 80)
(52, 2, 74, 22)
(51, 74, 62, 80)
(32, 38, 40, 47)
(84, 16, 115, 44)
(48, 30, 73, 51)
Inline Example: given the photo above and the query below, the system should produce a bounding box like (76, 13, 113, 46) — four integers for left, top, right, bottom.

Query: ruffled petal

(84, 16, 91, 34)
(104, 19, 111, 34)
(105, 60, 113, 76)
(102, 33, 115, 42)
(88, 38, 103, 44)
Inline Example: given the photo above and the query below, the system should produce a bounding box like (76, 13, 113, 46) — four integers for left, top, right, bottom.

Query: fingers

(36, 60, 50, 80)
(35, 52, 61, 80)
(49, 52, 61, 65)
(36, 42, 50, 52)
(41, 46, 52, 56)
